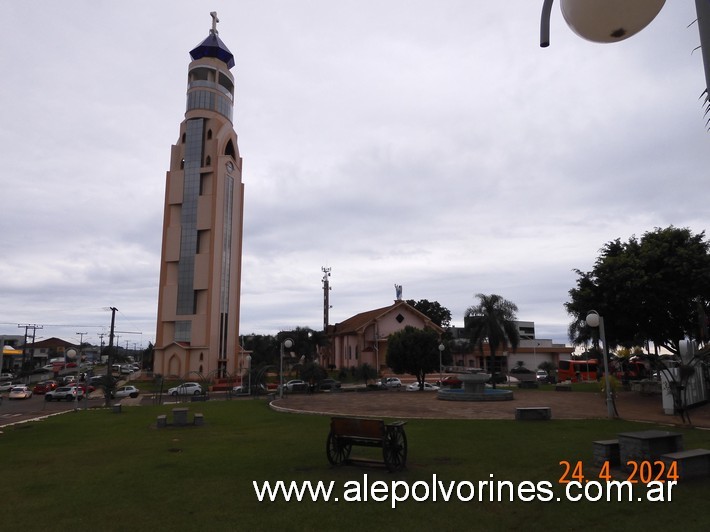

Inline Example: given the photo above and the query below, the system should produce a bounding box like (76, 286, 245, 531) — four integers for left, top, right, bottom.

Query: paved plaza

(271, 388, 710, 429)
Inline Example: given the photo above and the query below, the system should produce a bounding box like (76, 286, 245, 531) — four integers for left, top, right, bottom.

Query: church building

(153, 13, 244, 379)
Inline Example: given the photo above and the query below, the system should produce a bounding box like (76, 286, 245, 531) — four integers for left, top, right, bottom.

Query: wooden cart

(326, 417, 407, 472)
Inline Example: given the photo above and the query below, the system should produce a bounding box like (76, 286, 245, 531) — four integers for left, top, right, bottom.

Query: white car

(8, 385, 33, 400)
(113, 385, 140, 399)
(281, 380, 308, 392)
(0, 381, 22, 393)
(168, 382, 203, 396)
(380, 377, 402, 388)
(45, 386, 85, 401)
(406, 382, 440, 392)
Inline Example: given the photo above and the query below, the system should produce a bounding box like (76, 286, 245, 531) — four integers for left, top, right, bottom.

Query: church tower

(153, 13, 244, 379)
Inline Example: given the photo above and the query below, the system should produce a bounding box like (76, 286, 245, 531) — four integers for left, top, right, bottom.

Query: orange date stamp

(559, 460, 679, 484)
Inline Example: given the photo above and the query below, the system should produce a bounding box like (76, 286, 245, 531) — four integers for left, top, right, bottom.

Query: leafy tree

(386, 326, 441, 389)
(141, 342, 154, 370)
(240, 334, 280, 366)
(406, 299, 452, 328)
(355, 363, 378, 385)
(566, 226, 710, 354)
(299, 361, 327, 388)
(464, 294, 520, 388)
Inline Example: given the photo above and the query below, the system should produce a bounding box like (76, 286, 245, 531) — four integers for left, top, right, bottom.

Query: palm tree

(464, 294, 520, 388)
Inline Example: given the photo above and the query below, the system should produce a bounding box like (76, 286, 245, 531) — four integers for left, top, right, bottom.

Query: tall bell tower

(154, 13, 244, 379)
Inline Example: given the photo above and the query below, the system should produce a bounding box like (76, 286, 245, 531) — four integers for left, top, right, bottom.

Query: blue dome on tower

(189, 32, 235, 69)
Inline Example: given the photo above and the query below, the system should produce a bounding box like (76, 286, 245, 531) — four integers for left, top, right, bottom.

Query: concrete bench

(157, 410, 204, 428)
(555, 383, 572, 392)
(660, 449, 710, 480)
(515, 407, 551, 420)
(172, 407, 189, 426)
(592, 439, 620, 467)
(618, 430, 683, 468)
(112, 403, 122, 414)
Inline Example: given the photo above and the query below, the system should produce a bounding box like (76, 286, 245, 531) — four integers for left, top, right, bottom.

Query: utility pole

(321, 267, 331, 332)
(98, 333, 105, 363)
(18, 324, 42, 375)
(104, 307, 117, 406)
(76, 332, 87, 364)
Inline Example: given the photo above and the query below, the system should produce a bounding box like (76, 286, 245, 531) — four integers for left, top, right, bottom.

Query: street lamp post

(586, 310, 615, 419)
(246, 355, 252, 396)
(438, 343, 445, 384)
(279, 338, 293, 400)
(66, 348, 79, 411)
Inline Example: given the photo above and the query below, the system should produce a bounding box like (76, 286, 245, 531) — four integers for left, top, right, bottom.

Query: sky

(1, 1, 709, 350)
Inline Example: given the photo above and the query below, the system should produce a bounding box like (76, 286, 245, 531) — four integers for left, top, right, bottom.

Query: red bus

(557, 359, 599, 382)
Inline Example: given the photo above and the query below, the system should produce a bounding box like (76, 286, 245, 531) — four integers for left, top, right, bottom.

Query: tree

(464, 294, 520, 388)
(355, 363, 378, 386)
(565, 226, 710, 354)
(386, 326, 441, 389)
(406, 299, 452, 328)
(299, 361, 327, 389)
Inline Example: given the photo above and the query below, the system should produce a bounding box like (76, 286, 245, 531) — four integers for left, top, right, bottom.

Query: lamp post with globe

(540, 0, 710, 119)
(585, 310, 615, 419)
(279, 338, 293, 400)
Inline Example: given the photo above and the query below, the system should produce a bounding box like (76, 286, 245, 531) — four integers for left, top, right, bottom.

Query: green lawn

(1, 399, 708, 531)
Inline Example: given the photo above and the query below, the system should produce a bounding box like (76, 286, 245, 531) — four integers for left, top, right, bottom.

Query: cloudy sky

(1, 1, 708, 349)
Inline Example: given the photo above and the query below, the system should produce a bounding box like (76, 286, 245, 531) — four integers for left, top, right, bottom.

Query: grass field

(1, 399, 708, 531)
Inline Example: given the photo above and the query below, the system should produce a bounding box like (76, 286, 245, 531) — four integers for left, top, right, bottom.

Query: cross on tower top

(210, 11, 219, 35)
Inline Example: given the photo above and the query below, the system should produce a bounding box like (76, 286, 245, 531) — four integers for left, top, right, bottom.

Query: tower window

(225, 139, 236, 159)
(218, 72, 234, 96)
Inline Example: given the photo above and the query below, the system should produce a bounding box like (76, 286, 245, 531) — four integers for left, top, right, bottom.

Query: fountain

(437, 372, 514, 402)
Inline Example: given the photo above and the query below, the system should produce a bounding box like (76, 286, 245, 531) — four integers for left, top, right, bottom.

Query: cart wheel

(326, 431, 352, 466)
(383, 426, 407, 472)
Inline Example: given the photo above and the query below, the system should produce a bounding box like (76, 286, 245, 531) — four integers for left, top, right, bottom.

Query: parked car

(380, 377, 402, 388)
(318, 378, 342, 391)
(168, 382, 203, 396)
(113, 385, 140, 399)
(536, 370, 549, 383)
(406, 382, 440, 392)
(0, 372, 15, 381)
(90, 375, 114, 387)
(232, 384, 267, 394)
(8, 385, 33, 400)
(0, 381, 22, 393)
(281, 380, 308, 393)
(487, 373, 507, 385)
(45, 386, 84, 401)
(437, 376, 462, 388)
(72, 383, 96, 394)
(32, 380, 59, 394)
